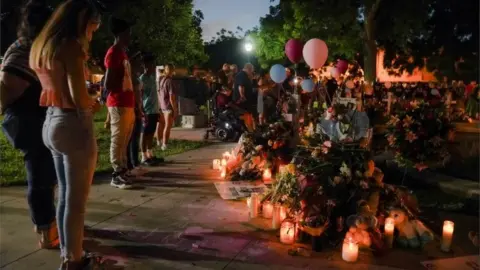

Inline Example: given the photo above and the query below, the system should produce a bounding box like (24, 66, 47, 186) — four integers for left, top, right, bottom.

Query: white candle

(262, 201, 273, 218)
(263, 169, 272, 183)
(220, 167, 226, 179)
(280, 221, 296, 244)
(221, 158, 227, 167)
(279, 206, 287, 222)
(248, 193, 259, 218)
(272, 204, 281, 229)
(342, 238, 359, 262)
(441, 220, 454, 252)
(212, 159, 221, 170)
(384, 217, 394, 248)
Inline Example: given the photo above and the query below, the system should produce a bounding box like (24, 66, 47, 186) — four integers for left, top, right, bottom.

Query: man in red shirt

(104, 17, 135, 189)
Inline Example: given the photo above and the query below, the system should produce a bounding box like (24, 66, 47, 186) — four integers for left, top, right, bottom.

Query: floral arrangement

(226, 119, 293, 181)
(385, 99, 454, 170)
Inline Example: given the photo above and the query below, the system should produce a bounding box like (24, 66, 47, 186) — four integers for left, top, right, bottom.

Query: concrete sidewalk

(0, 144, 478, 270)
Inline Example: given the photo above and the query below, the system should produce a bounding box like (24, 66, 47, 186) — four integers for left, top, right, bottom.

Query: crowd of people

(0, 0, 180, 268)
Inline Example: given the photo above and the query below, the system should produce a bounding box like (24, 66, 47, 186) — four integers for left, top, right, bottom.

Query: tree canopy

(1, 0, 207, 67)
(252, 0, 479, 82)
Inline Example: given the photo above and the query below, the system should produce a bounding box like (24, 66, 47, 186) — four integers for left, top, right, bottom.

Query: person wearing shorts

(156, 64, 177, 151)
(139, 54, 162, 165)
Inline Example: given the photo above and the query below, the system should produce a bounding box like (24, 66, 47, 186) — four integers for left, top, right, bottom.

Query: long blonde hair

(30, 0, 100, 70)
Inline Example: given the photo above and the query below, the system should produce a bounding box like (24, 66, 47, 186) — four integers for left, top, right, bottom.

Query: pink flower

(402, 115, 414, 128)
(323, 141, 332, 148)
(387, 115, 400, 126)
(406, 131, 418, 142)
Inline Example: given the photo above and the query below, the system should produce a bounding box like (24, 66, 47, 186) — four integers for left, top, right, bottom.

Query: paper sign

(214, 181, 267, 200)
(335, 97, 357, 107)
(421, 256, 479, 270)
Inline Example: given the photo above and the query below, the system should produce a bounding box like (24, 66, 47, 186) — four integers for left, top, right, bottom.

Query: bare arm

(238, 85, 246, 100)
(0, 72, 29, 114)
(64, 51, 91, 110)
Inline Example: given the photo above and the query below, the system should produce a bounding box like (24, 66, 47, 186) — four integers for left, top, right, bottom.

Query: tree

(252, 0, 478, 82)
(1, 0, 207, 67)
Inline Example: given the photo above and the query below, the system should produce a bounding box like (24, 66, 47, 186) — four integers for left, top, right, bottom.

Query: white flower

(340, 162, 351, 178)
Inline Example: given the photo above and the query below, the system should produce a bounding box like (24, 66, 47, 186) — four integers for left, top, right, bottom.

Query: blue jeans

(127, 117, 142, 170)
(42, 107, 97, 261)
(1, 111, 56, 229)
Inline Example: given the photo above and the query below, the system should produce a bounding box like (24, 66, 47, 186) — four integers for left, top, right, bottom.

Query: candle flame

(221, 159, 227, 166)
(263, 169, 271, 179)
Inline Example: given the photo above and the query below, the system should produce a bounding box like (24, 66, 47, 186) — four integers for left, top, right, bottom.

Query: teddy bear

(345, 200, 378, 248)
(389, 208, 434, 248)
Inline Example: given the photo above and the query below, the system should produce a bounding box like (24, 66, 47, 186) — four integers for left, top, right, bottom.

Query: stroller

(203, 90, 246, 142)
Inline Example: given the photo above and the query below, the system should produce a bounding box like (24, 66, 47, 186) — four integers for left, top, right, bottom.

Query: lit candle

(221, 158, 227, 167)
(342, 237, 359, 262)
(272, 204, 281, 229)
(262, 201, 273, 218)
(220, 167, 226, 179)
(279, 206, 287, 222)
(280, 220, 296, 245)
(212, 159, 221, 170)
(441, 220, 454, 252)
(263, 169, 272, 183)
(248, 193, 260, 218)
(384, 217, 394, 248)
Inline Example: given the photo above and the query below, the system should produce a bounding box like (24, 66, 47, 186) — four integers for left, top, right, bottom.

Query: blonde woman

(29, 0, 102, 268)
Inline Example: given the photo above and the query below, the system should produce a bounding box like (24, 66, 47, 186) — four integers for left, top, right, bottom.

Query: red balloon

(336, 59, 348, 74)
(285, 39, 304, 64)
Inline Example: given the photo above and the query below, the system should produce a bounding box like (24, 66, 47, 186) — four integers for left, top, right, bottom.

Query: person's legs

(156, 114, 165, 147)
(161, 111, 173, 150)
(109, 107, 135, 174)
(1, 112, 58, 248)
(127, 117, 141, 170)
(141, 114, 158, 163)
(45, 108, 97, 263)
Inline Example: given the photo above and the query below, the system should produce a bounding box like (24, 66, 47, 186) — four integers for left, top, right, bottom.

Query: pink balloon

(330, 67, 340, 78)
(336, 60, 348, 74)
(302, 38, 328, 69)
(285, 39, 304, 64)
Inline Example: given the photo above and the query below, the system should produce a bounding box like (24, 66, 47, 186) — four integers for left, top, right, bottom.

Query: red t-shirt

(104, 45, 135, 108)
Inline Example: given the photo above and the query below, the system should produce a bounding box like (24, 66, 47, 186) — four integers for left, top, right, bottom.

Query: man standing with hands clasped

(104, 17, 135, 189)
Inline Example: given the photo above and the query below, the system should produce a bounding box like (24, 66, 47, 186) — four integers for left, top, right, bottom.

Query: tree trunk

(364, 39, 377, 84)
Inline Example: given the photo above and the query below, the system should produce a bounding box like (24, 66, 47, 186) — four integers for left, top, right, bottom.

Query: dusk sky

(194, 0, 279, 41)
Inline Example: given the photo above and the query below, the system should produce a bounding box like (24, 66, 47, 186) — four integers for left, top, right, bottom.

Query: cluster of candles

(212, 151, 232, 178)
(340, 217, 455, 263)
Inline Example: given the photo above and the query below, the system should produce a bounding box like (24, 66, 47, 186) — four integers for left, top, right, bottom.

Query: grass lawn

(0, 107, 209, 186)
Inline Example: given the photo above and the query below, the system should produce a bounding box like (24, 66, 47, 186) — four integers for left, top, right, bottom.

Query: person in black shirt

(233, 63, 255, 131)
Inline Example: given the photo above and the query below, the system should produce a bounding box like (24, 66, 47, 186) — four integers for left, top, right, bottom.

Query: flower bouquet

(385, 99, 454, 170)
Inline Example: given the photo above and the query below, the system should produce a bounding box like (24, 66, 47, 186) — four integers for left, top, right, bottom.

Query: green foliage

(253, 0, 478, 81)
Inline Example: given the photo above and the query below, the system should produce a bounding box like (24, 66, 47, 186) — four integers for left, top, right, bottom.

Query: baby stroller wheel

(215, 128, 229, 141)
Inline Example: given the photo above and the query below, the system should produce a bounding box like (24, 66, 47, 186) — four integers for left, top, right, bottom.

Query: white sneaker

(161, 144, 167, 151)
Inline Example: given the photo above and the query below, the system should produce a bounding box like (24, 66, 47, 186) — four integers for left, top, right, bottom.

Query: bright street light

(244, 42, 253, 52)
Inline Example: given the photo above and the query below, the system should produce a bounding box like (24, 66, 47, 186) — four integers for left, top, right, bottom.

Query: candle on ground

(263, 169, 272, 183)
(279, 206, 287, 221)
(342, 237, 359, 262)
(248, 193, 259, 218)
(384, 217, 394, 248)
(212, 159, 221, 170)
(441, 220, 454, 252)
(221, 158, 227, 167)
(262, 201, 273, 218)
(272, 204, 281, 229)
(220, 167, 226, 179)
(280, 220, 296, 244)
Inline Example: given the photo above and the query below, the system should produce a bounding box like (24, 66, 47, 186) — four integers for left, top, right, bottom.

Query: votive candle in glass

(384, 217, 394, 248)
(263, 168, 272, 183)
(279, 206, 287, 222)
(441, 220, 454, 252)
(221, 158, 227, 167)
(280, 220, 296, 244)
(342, 237, 359, 263)
(262, 201, 273, 218)
(248, 193, 260, 218)
(212, 159, 221, 170)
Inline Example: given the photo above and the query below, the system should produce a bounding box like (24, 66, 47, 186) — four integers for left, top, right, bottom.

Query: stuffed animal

(389, 208, 434, 248)
(345, 200, 378, 248)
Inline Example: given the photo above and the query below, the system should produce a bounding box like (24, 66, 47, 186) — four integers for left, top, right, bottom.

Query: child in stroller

(204, 74, 246, 141)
